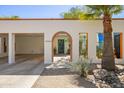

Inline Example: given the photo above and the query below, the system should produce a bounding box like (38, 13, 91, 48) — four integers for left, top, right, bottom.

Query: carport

(0, 33, 44, 64)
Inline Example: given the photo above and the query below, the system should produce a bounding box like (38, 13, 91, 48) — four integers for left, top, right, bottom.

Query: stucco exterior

(15, 34, 44, 55)
(0, 19, 124, 64)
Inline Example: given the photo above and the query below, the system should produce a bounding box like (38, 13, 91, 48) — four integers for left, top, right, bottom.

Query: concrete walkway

(0, 55, 44, 88)
(33, 61, 96, 88)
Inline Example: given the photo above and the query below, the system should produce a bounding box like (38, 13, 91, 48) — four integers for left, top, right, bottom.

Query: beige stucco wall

(0, 19, 124, 64)
(15, 35, 44, 54)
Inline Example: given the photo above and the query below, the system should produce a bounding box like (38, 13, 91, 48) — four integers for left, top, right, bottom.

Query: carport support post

(8, 33, 15, 64)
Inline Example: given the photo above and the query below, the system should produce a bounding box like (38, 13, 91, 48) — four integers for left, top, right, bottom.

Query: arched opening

(52, 31, 72, 62)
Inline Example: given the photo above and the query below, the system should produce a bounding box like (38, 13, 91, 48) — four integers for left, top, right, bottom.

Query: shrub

(96, 47, 103, 58)
(70, 57, 92, 77)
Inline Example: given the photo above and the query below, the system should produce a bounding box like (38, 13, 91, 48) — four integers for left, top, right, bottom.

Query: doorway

(52, 31, 72, 62)
(58, 39, 65, 54)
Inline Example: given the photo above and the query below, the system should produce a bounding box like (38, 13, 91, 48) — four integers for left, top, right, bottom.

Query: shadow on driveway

(33, 67, 97, 88)
(0, 55, 44, 75)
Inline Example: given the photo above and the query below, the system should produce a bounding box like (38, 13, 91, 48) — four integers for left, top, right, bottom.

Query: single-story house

(0, 18, 123, 64)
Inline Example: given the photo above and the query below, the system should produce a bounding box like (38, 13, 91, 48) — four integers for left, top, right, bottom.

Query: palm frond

(109, 5, 124, 15)
(61, 5, 123, 20)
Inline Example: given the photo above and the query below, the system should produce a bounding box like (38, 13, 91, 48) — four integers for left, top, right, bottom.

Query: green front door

(58, 39, 65, 54)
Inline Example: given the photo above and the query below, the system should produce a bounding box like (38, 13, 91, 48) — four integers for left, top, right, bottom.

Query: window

(114, 32, 123, 58)
(96, 32, 123, 59)
(96, 33, 104, 58)
(79, 33, 88, 58)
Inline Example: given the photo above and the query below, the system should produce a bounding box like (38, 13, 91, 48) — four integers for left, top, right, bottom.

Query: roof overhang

(0, 18, 124, 20)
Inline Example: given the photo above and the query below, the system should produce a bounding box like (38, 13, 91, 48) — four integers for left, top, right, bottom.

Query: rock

(92, 68, 124, 88)
(120, 72, 124, 76)
(99, 83, 111, 88)
(97, 80, 103, 83)
(96, 83, 100, 88)
(116, 65, 124, 70)
(103, 71, 122, 88)
(109, 71, 116, 76)
(93, 69, 108, 80)
(103, 75, 118, 84)
(111, 83, 121, 88)
(118, 75, 124, 82)
(121, 84, 124, 88)
(87, 75, 96, 84)
(116, 84, 121, 88)
(111, 83, 117, 88)
(102, 81, 106, 84)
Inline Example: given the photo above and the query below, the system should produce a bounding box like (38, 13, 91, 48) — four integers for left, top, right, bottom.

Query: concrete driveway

(0, 55, 44, 88)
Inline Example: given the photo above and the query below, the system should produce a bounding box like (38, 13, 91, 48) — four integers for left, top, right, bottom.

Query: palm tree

(62, 5, 123, 71)
(84, 5, 123, 71)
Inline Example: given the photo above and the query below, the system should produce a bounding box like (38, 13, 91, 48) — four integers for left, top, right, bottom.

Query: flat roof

(0, 18, 124, 20)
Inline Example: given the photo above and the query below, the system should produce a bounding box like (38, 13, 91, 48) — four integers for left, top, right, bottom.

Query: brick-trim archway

(52, 31, 72, 62)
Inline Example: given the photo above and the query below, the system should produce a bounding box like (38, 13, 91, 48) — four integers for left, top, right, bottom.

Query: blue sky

(0, 5, 124, 18)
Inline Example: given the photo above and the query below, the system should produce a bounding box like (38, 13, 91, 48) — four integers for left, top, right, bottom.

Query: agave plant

(70, 57, 92, 77)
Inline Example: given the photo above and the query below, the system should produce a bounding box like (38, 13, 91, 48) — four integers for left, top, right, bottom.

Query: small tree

(0, 16, 19, 19)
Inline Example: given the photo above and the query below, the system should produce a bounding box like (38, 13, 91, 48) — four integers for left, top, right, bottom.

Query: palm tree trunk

(102, 14, 115, 71)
